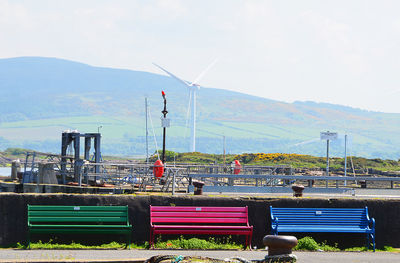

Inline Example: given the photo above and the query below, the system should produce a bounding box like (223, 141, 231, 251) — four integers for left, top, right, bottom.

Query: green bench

(27, 205, 132, 248)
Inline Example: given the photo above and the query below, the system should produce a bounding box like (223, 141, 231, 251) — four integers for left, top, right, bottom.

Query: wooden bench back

(150, 206, 249, 225)
(28, 205, 130, 225)
(270, 206, 370, 228)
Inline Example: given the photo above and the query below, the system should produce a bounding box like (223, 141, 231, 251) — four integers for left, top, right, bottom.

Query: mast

(190, 88, 196, 152)
(145, 97, 149, 164)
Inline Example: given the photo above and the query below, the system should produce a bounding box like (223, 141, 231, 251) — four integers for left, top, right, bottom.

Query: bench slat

(276, 227, 370, 233)
(271, 207, 366, 211)
(28, 206, 128, 211)
(29, 217, 128, 223)
(30, 224, 131, 228)
(29, 229, 131, 234)
(153, 225, 252, 230)
(153, 229, 253, 235)
(29, 211, 128, 217)
(272, 220, 368, 225)
(275, 220, 367, 223)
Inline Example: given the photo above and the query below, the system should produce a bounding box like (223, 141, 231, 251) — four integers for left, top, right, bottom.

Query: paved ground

(200, 188, 400, 199)
(0, 249, 399, 263)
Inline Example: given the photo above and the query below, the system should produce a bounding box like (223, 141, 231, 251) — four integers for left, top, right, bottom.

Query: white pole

(223, 135, 226, 166)
(145, 97, 149, 164)
(326, 139, 330, 176)
(172, 171, 176, 195)
(190, 88, 196, 152)
(344, 134, 347, 186)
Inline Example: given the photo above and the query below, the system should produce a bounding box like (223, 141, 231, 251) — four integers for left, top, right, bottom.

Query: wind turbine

(153, 59, 218, 152)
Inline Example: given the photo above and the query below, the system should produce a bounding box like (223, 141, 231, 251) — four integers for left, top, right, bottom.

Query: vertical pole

(190, 88, 196, 152)
(61, 132, 68, 184)
(94, 134, 101, 173)
(172, 171, 176, 195)
(84, 137, 91, 161)
(223, 135, 226, 167)
(161, 91, 167, 165)
(145, 97, 149, 165)
(73, 133, 80, 182)
(162, 127, 166, 164)
(326, 139, 330, 177)
(83, 136, 91, 186)
(344, 134, 347, 186)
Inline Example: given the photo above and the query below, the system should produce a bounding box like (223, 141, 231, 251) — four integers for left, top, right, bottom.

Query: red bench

(149, 205, 253, 249)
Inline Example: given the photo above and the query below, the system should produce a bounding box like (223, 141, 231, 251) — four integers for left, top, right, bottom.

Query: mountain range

(1, 56, 400, 159)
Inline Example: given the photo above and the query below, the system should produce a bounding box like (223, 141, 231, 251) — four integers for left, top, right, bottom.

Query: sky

(1, 0, 400, 113)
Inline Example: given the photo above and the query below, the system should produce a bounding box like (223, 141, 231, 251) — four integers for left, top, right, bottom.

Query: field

(1, 114, 398, 158)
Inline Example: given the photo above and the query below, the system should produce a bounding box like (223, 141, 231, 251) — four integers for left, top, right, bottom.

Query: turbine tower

(153, 60, 217, 152)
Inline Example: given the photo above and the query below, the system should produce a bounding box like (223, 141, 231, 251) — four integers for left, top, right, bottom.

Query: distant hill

(1, 56, 400, 159)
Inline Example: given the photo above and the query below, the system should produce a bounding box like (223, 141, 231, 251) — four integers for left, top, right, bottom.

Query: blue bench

(270, 206, 375, 251)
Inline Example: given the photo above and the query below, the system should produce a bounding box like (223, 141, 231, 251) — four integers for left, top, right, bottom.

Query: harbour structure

(1, 131, 400, 195)
(60, 130, 101, 184)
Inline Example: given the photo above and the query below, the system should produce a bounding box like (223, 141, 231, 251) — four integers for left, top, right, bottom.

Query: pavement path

(0, 249, 399, 263)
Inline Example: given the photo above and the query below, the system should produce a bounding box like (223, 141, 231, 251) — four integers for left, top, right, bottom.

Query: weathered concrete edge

(0, 259, 146, 263)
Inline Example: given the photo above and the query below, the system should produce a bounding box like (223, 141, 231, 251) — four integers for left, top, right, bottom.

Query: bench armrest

(270, 206, 278, 235)
(369, 217, 375, 231)
(365, 207, 375, 231)
(271, 217, 279, 235)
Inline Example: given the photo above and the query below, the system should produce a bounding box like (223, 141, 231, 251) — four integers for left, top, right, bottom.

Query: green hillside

(1, 57, 400, 158)
(2, 148, 399, 173)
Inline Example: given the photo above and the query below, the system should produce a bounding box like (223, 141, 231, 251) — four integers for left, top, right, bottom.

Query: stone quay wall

(0, 193, 399, 249)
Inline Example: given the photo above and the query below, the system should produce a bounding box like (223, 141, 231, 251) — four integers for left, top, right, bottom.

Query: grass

(294, 236, 399, 252)
(7, 240, 141, 250)
(344, 246, 397, 252)
(154, 236, 243, 250)
(2, 237, 399, 252)
(6, 236, 243, 250)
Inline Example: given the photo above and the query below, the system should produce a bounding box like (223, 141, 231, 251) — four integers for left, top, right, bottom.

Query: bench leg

(126, 234, 131, 249)
(371, 233, 375, 252)
(149, 229, 154, 248)
(27, 232, 31, 249)
(247, 234, 253, 250)
(366, 233, 375, 252)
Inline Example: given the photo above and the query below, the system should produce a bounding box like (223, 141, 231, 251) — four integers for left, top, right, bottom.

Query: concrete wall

(0, 193, 399, 249)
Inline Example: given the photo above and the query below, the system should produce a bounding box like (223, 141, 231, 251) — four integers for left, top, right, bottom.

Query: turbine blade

(191, 58, 219, 86)
(153, 63, 191, 87)
(293, 138, 320, 147)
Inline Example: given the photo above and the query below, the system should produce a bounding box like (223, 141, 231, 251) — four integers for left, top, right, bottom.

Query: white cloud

(300, 10, 368, 75)
(0, 0, 31, 29)
(136, 0, 187, 22)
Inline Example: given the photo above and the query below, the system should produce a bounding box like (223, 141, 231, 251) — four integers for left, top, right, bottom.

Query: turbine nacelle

(189, 83, 200, 90)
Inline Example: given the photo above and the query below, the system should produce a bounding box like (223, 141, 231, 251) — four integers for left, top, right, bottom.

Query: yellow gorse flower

(235, 153, 307, 162)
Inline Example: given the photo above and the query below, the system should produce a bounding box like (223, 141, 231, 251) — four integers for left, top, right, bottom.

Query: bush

(4, 148, 29, 156)
(294, 236, 320, 251)
(294, 237, 339, 251)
